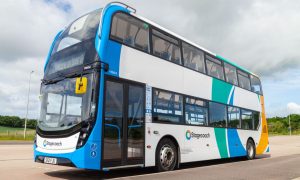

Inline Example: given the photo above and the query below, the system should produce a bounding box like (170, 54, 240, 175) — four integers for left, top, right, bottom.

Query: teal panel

(214, 128, 229, 158)
(216, 55, 254, 75)
(212, 78, 233, 104)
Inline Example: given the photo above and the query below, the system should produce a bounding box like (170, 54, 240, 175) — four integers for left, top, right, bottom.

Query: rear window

(250, 75, 263, 95)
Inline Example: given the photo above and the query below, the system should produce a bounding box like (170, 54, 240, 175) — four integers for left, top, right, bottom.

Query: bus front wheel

(246, 139, 256, 160)
(156, 138, 177, 172)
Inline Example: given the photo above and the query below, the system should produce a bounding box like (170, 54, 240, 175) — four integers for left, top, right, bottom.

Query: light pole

(24, 70, 34, 139)
(288, 114, 292, 136)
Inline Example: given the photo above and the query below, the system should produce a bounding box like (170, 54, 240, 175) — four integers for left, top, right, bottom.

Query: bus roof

(130, 12, 257, 77)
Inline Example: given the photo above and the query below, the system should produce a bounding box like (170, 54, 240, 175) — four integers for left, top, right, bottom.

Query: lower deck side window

(253, 111, 260, 130)
(241, 110, 253, 130)
(153, 89, 183, 123)
(227, 106, 240, 128)
(151, 88, 261, 130)
(185, 97, 208, 126)
(209, 102, 227, 127)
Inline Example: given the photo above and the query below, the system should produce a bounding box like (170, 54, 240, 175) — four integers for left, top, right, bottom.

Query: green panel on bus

(214, 128, 229, 158)
(212, 78, 233, 104)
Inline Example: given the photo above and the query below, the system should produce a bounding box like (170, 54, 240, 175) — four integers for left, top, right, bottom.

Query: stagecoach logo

(43, 139, 62, 147)
(185, 130, 210, 140)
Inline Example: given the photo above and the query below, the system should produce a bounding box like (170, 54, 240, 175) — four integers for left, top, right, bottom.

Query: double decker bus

(34, 2, 269, 171)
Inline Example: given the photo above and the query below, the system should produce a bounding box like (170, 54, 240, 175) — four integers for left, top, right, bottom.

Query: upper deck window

(110, 13, 150, 52)
(45, 9, 101, 77)
(250, 75, 263, 95)
(152, 29, 182, 65)
(224, 63, 238, 86)
(237, 70, 251, 91)
(206, 55, 225, 80)
(182, 42, 205, 73)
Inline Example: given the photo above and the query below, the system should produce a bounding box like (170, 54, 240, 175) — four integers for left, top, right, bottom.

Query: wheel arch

(155, 135, 181, 168)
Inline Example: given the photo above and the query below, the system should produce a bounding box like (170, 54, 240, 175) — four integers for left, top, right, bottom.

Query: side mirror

(75, 77, 87, 94)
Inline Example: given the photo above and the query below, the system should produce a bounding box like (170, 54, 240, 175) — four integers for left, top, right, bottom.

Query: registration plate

(44, 157, 57, 165)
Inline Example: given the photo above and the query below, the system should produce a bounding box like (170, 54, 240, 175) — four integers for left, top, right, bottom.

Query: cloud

(119, 0, 300, 77)
(44, 0, 72, 12)
(287, 102, 300, 114)
(0, 0, 300, 118)
(0, 1, 68, 61)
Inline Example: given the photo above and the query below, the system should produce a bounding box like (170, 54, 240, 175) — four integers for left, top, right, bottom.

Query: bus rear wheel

(156, 138, 177, 172)
(246, 139, 256, 160)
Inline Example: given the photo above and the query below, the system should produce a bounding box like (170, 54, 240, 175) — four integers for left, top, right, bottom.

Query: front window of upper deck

(45, 9, 102, 77)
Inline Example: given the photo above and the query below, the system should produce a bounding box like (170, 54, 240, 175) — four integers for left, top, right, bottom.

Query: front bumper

(34, 142, 101, 170)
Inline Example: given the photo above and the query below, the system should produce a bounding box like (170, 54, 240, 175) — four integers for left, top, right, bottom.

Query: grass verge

(0, 126, 35, 141)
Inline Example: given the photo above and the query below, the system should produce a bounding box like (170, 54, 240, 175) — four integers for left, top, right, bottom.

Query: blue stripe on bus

(44, 30, 62, 72)
(93, 4, 129, 170)
(227, 129, 246, 157)
(96, 5, 129, 77)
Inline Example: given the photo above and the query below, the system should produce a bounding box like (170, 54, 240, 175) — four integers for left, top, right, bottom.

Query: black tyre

(246, 139, 256, 160)
(156, 138, 177, 172)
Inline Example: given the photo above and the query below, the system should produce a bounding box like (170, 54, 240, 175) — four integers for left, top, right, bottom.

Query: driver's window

(47, 93, 63, 114)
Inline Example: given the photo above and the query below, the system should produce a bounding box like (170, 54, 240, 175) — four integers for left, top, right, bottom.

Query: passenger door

(102, 78, 145, 168)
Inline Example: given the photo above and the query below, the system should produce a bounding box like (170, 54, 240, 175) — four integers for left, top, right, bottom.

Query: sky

(0, 0, 300, 119)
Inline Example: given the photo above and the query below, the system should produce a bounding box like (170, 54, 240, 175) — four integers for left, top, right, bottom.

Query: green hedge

(268, 114, 300, 135)
(0, 115, 37, 129)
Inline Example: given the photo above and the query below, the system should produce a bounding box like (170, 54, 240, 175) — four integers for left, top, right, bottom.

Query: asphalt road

(0, 136, 300, 180)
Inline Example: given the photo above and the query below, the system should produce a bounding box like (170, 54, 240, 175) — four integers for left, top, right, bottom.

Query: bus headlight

(76, 120, 93, 148)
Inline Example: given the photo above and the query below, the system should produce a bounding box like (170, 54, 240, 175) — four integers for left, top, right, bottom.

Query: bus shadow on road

(45, 155, 271, 179)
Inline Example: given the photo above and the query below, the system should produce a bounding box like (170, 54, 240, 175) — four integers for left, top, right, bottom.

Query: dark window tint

(111, 13, 150, 52)
(241, 109, 253, 130)
(209, 102, 227, 127)
(127, 85, 144, 158)
(250, 75, 263, 95)
(153, 89, 183, 123)
(253, 111, 260, 130)
(103, 81, 123, 160)
(224, 63, 238, 86)
(185, 97, 208, 125)
(152, 29, 182, 64)
(182, 42, 205, 73)
(237, 70, 251, 91)
(206, 55, 225, 80)
(227, 106, 240, 128)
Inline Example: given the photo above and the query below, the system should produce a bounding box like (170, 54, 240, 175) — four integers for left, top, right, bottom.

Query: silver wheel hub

(160, 145, 174, 169)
